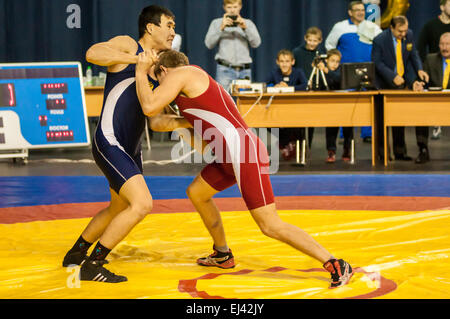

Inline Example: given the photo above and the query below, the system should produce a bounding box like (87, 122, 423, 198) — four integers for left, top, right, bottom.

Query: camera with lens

(227, 15, 239, 27)
(312, 52, 328, 66)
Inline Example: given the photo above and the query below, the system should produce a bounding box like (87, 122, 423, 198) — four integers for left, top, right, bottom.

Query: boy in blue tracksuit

(265, 49, 307, 160)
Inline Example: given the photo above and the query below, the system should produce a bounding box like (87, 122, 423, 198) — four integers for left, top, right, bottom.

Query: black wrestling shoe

(62, 250, 88, 267)
(62, 250, 109, 267)
(323, 258, 353, 289)
(80, 259, 127, 283)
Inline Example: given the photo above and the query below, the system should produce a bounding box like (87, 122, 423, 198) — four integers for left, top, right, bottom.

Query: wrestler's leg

(186, 174, 227, 249)
(250, 203, 333, 264)
(81, 188, 129, 243)
(79, 174, 153, 283)
(62, 189, 128, 267)
(96, 174, 153, 249)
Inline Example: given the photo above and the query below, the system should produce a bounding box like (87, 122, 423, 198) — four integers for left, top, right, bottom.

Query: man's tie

(396, 39, 404, 77)
(443, 59, 450, 89)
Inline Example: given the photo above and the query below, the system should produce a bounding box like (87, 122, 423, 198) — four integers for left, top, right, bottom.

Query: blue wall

(0, 0, 441, 82)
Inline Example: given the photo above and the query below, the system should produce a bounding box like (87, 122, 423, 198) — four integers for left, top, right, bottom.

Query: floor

(0, 126, 449, 299)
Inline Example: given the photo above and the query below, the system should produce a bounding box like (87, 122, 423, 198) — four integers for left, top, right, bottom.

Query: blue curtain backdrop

(0, 0, 441, 82)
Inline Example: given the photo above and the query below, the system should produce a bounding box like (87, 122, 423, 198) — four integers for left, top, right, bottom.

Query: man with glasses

(325, 1, 382, 143)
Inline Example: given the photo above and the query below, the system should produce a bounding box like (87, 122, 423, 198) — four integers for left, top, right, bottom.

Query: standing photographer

(205, 0, 261, 91)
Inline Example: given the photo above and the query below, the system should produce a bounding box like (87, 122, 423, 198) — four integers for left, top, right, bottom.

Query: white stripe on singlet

(183, 108, 242, 191)
(94, 77, 141, 181)
(215, 83, 267, 207)
(100, 77, 136, 152)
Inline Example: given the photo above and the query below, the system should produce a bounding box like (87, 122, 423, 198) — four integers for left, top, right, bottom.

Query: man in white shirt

(325, 0, 382, 142)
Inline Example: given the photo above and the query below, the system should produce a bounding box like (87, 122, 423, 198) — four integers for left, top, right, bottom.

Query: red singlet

(174, 66, 274, 210)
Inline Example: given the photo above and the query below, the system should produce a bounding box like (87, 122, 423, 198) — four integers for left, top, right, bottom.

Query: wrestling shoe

(197, 246, 235, 269)
(80, 259, 127, 283)
(62, 250, 88, 267)
(62, 250, 109, 267)
(323, 258, 353, 288)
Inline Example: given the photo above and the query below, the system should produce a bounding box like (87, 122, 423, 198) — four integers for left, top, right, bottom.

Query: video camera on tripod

(312, 53, 328, 67)
(307, 51, 329, 91)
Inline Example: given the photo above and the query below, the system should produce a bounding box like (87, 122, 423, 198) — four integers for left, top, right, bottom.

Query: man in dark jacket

(372, 16, 429, 161)
(414, 32, 450, 163)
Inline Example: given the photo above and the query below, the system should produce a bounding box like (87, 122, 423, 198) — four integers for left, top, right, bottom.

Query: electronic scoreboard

(0, 62, 90, 159)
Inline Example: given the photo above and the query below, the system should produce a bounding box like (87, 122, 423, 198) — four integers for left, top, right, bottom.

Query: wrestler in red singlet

(174, 66, 274, 210)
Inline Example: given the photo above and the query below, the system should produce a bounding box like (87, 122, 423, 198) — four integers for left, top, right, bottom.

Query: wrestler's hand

(136, 50, 158, 73)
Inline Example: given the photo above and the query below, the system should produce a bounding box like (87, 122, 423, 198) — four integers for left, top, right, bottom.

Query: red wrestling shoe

(197, 246, 235, 269)
(323, 258, 354, 288)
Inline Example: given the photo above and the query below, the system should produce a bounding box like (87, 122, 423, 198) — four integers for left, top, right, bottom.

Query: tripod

(307, 65, 329, 91)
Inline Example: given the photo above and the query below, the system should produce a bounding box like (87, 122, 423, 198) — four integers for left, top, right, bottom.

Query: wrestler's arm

(149, 113, 191, 132)
(86, 36, 138, 69)
(136, 53, 186, 117)
(149, 114, 207, 153)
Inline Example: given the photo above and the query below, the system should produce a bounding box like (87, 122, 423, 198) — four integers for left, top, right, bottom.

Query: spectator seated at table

(265, 49, 307, 160)
(412, 32, 450, 163)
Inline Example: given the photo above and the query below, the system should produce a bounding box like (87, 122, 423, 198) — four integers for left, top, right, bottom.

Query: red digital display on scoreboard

(0, 83, 16, 107)
(41, 83, 68, 94)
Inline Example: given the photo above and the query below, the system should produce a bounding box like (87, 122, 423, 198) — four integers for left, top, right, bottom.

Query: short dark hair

(441, 0, 450, 6)
(154, 50, 189, 77)
(138, 5, 175, 39)
(390, 15, 408, 28)
(348, 1, 364, 11)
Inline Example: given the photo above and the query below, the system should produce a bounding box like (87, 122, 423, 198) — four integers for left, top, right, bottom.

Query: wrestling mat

(0, 175, 449, 299)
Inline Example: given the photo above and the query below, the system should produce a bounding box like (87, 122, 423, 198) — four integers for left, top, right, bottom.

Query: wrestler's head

(138, 5, 176, 51)
(154, 50, 189, 82)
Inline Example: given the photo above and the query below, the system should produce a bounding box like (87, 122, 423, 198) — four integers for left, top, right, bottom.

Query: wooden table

(234, 91, 378, 166)
(84, 86, 104, 117)
(381, 90, 450, 166)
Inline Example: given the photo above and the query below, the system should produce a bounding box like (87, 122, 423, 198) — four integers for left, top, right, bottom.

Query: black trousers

(326, 127, 354, 151)
(391, 126, 429, 157)
(279, 127, 314, 148)
(392, 127, 407, 157)
(416, 126, 429, 150)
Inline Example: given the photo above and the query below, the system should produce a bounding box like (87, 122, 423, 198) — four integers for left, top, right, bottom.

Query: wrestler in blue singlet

(92, 43, 158, 193)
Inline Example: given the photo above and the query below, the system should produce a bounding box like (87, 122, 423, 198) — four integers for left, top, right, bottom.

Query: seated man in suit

(413, 32, 450, 163)
(372, 16, 429, 161)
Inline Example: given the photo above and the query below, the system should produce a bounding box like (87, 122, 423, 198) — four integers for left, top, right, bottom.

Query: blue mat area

(0, 174, 449, 208)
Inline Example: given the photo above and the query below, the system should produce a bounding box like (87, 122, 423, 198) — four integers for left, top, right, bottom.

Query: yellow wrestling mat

(0, 209, 449, 299)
